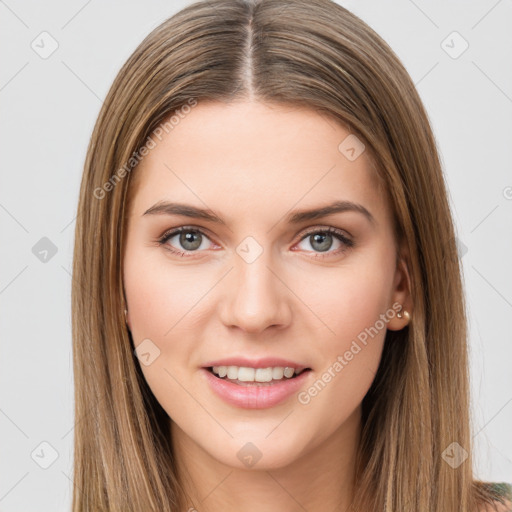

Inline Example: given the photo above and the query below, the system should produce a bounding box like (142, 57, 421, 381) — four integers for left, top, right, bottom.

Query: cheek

(123, 247, 216, 391)
(297, 258, 394, 351)
(123, 248, 196, 341)
(294, 253, 394, 410)
(123, 248, 201, 418)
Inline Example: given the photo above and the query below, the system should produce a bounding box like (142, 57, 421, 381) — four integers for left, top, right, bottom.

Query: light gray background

(1, 0, 511, 510)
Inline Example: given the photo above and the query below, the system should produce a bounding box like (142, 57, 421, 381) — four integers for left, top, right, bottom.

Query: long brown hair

(71, 0, 503, 509)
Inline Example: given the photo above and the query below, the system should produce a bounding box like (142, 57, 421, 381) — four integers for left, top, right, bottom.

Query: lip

(201, 367, 312, 409)
(202, 357, 310, 373)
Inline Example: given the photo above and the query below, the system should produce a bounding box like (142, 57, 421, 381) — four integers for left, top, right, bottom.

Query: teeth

(227, 366, 238, 379)
(283, 367, 295, 378)
(238, 367, 255, 381)
(211, 365, 304, 382)
(255, 368, 272, 382)
(272, 367, 284, 380)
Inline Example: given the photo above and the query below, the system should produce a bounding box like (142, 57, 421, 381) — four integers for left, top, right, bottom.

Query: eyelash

(157, 225, 354, 260)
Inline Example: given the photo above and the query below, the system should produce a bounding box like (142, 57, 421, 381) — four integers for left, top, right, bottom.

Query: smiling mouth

(206, 366, 312, 386)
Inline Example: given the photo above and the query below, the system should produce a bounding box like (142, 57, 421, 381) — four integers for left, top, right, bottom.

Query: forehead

(128, 100, 390, 227)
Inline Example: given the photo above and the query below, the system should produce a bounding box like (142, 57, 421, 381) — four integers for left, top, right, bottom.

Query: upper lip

(202, 357, 311, 372)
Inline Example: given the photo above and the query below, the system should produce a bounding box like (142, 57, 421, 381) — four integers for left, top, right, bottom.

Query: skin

(123, 100, 413, 511)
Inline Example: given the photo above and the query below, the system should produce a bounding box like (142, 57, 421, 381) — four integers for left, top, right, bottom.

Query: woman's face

(123, 100, 411, 471)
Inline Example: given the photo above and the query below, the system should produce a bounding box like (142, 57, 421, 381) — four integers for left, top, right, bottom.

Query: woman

(71, 0, 511, 510)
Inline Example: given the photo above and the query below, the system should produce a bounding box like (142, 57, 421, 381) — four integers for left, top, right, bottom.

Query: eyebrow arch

(142, 200, 375, 226)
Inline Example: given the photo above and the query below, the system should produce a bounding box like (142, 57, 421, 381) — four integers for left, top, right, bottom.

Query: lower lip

(201, 368, 312, 409)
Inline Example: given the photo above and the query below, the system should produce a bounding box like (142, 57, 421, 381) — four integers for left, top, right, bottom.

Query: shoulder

(478, 482, 512, 512)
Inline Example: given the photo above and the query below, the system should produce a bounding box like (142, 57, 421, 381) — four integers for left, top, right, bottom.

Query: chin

(202, 432, 308, 471)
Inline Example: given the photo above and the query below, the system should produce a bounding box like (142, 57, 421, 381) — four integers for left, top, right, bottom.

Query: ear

(386, 241, 413, 331)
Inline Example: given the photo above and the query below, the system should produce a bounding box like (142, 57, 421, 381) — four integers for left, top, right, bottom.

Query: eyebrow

(142, 200, 375, 226)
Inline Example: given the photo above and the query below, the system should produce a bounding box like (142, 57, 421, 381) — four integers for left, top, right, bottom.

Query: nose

(219, 246, 292, 335)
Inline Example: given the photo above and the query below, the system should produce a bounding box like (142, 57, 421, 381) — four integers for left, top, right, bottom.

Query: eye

(294, 227, 354, 258)
(158, 226, 215, 257)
